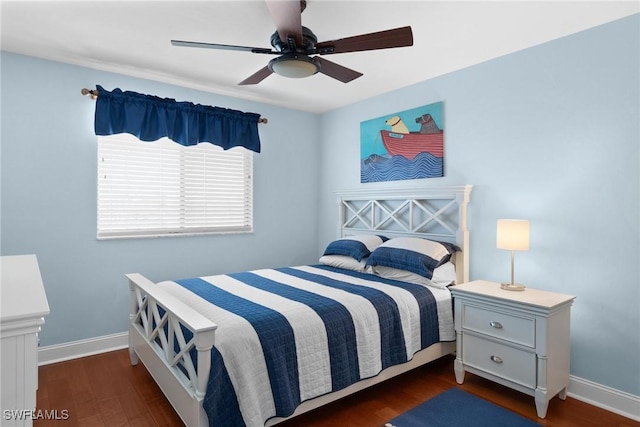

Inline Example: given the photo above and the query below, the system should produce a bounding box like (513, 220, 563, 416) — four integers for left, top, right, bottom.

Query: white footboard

(127, 273, 216, 427)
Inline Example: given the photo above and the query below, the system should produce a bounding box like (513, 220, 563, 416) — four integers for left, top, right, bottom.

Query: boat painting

(380, 130, 444, 159)
(360, 102, 444, 183)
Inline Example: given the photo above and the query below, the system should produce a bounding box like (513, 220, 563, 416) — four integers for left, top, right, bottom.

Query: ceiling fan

(171, 0, 413, 85)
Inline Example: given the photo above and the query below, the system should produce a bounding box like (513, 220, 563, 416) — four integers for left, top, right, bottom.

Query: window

(97, 134, 253, 239)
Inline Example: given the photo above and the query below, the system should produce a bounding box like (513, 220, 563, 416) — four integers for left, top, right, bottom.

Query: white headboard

(336, 185, 472, 284)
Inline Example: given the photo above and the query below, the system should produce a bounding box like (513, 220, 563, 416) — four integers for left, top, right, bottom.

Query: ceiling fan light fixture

(268, 54, 319, 78)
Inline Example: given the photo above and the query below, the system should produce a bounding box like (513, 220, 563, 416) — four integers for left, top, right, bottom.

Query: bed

(127, 185, 472, 426)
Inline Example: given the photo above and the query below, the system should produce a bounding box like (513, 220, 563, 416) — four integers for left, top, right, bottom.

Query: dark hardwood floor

(34, 349, 638, 427)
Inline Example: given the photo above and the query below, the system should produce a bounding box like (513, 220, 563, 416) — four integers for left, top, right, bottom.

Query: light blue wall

(318, 15, 639, 395)
(0, 53, 321, 346)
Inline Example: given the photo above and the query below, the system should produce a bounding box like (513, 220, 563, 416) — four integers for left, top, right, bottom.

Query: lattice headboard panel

(336, 185, 472, 284)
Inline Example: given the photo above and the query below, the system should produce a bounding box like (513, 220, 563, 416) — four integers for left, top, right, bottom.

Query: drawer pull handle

(490, 355, 503, 364)
(489, 321, 503, 329)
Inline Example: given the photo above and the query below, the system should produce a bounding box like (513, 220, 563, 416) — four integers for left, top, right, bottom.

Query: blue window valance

(93, 85, 262, 153)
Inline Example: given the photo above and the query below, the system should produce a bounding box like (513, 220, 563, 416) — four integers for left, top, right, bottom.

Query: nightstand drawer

(463, 333, 536, 388)
(462, 304, 535, 347)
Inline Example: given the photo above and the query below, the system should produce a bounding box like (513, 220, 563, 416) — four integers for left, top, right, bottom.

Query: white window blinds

(97, 134, 253, 239)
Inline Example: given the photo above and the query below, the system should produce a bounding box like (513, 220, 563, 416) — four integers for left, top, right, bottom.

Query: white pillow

(319, 255, 368, 272)
(370, 261, 457, 289)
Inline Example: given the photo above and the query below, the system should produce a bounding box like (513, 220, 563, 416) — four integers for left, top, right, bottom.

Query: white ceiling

(1, 1, 638, 113)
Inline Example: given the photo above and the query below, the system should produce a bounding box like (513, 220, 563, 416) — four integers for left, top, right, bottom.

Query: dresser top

(1, 254, 50, 322)
(450, 280, 575, 309)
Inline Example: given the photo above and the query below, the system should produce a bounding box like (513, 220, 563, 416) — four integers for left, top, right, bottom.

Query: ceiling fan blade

(171, 40, 275, 54)
(315, 57, 363, 83)
(238, 66, 274, 85)
(315, 26, 413, 54)
(265, 0, 303, 46)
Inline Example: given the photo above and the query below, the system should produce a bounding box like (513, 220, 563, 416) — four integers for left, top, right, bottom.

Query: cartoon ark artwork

(360, 102, 444, 183)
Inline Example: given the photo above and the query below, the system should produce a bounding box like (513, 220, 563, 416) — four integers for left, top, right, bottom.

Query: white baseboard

(38, 332, 128, 366)
(38, 332, 639, 422)
(568, 376, 640, 422)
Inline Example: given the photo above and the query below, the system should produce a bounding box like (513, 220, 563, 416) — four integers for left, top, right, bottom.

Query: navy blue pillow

(322, 235, 388, 262)
(365, 237, 456, 279)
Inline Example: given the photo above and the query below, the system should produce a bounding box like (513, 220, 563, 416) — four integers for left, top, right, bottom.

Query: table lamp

(496, 219, 530, 291)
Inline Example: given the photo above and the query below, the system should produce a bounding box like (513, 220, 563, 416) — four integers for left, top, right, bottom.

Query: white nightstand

(450, 280, 575, 418)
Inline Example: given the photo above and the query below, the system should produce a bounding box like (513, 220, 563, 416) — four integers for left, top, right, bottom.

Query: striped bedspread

(157, 265, 455, 427)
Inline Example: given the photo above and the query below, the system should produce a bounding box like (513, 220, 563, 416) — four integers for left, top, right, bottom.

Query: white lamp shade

(496, 219, 530, 251)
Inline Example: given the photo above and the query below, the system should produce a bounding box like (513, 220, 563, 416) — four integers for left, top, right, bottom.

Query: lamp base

(500, 283, 526, 291)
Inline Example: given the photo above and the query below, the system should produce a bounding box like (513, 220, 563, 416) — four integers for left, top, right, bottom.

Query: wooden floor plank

(35, 350, 639, 427)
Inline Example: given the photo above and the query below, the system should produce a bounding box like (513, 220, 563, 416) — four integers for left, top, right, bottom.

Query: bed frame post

(337, 194, 345, 239)
(456, 185, 472, 284)
(128, 279, 140, 366)
(194, 329, 216, 399)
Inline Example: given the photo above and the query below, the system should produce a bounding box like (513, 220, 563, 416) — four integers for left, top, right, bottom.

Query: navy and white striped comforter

(157, 265, 455, 427)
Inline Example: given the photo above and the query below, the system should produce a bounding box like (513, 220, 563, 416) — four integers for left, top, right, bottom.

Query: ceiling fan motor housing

(270, 26, 318, 53)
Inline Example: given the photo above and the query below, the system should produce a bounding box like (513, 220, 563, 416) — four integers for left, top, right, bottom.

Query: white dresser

(450, 280, 575, 418)
(1, 255, 50, 427)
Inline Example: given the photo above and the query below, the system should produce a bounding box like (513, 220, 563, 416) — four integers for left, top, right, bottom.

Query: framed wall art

(360, 101, 444, 183)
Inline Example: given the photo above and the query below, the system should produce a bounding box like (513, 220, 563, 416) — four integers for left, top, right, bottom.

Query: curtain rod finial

(81, 88, 98, 99)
